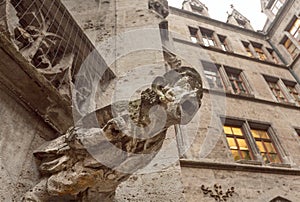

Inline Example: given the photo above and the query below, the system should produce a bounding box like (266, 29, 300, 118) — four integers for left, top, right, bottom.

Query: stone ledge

(173, 37, 288, 69)
(180, 159, 300, 176)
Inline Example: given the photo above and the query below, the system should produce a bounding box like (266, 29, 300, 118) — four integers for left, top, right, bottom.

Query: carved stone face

(152, 67, 203, 125)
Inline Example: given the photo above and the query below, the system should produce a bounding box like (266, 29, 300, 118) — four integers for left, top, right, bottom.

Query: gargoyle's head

(152, 66, 203, 125)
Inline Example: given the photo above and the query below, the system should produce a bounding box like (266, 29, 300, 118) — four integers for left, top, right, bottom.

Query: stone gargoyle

(23, 66, 203, 201)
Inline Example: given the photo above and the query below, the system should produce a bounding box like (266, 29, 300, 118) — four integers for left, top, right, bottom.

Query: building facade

(0, 0, 299, 201)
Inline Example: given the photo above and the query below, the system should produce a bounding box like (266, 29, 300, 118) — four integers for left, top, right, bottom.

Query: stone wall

(181, 166, 300, 202)
(0, 87, 55, 201)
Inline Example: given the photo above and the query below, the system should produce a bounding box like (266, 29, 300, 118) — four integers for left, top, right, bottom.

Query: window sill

(232, 92, 255, 98)
(236, 159, 262, 165)
(267, 163, 291, 168)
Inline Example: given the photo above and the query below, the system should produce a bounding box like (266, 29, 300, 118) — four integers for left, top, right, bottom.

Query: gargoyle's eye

(181, 100, 197, 116)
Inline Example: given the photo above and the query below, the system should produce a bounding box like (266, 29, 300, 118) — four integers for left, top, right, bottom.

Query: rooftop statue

(23, 66, 203, 201)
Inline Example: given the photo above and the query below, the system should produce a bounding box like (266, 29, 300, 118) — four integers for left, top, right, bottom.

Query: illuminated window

(223, 125, 252, 161)
(289, 18, 300, 41)
(251, 129, 281, 163)
(200, 28, 215, 47)
(271, 0, 283, 15)
(202, 62, 224, 89)
(223, 119, 284, 165)
(283, 38, 298, 58)
(251, 42, 267, 61)
(218, 35, 229, 51)
(242, 42, 253, 57)
(225, 67, 248, 94)
(265, 77, 288, 102)
(189, 27, 199, 43)
(283, 81, 300, 105)
(254, 46, 267, 61)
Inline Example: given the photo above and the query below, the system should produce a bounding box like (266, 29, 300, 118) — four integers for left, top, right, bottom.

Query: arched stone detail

(270, 196, 292, 202)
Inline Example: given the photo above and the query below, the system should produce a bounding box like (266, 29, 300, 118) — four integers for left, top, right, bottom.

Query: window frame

(188, 26, 199, 43)
(282, 80, 300, 105)
(264, 76, 289, 103)
(223, 121, 254, 161)
(222, 118, 286, 165)
(282, 37, 298, 58)
(201, 61, 224, 90)
(224, 66, 249, 95)
(200, 27, 216, 47)
(242, 41, 254, 58)
(288, 17, 300, 41)
(218, 35, 229, 51)
(270, 0, 283, 15)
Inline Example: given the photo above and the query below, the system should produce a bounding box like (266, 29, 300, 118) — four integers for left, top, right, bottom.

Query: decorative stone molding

(23, 66, 203, 201)
(201, 184, 235, 202)
(149, 0, 169, 18)
(0, 0, 115, 133)
(163, 50, 182, 69)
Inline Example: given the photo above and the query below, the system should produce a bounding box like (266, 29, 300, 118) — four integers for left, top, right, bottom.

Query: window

(254, 46, 267, 61)
(251, 42, 267, 61)
(224, 125, 253, 161)
(200, 28, 215, 47)
(242, 42, 253, 58)
(288, 18, 300, 41)
(283, 38, 298, 58)
(267, 48, 279, 63)
(271, 0, 283, 15)
(283, 81, 300, 105)
(223, 119, 284, 164)
(201, 61, 251, 95)
(265, 77, 288, 102)
(225, 67, 248, 94)
(218, 35, 229, 51)
(251, 129, 281, 163)
(202, 62, 223, 89)
(189, 27, 199, 43)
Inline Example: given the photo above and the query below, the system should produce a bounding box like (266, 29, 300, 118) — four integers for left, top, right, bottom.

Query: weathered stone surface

(0, 86, 55, 201)
(23, 66, 203, 201)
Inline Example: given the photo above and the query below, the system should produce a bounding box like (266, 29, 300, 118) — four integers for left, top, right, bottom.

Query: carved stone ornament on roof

(23, 66, 203, 201)
(148, 0, 169, 18)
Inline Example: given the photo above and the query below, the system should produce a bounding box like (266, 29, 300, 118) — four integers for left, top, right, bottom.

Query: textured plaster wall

(0, 87, 55, 201)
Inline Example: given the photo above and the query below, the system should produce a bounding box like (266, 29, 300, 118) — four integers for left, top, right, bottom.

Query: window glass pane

(265, 142, 276, 153)
(256, 141, 266, 152)
(232, 127, 243, 136)
(270, 153, 281, 163)
(231, 150, 241, 161)
(251, 129, 260, 138)
(261, 153, 269, 163)
(237, 139, 248, 150)
(190, 36, 198, 43)
(203, 38, 209, 46)
(224, 126, 233, 134)
(226, 137, 236, 149)
(240, 151, 251, 160)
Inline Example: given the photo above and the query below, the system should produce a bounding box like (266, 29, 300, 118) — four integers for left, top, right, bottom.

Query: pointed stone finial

(230, 4, 234, 9)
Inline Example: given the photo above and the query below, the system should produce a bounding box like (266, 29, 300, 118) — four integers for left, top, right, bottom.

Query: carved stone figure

(149, 0, 169, 18)
(23, 66, 203, 201)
